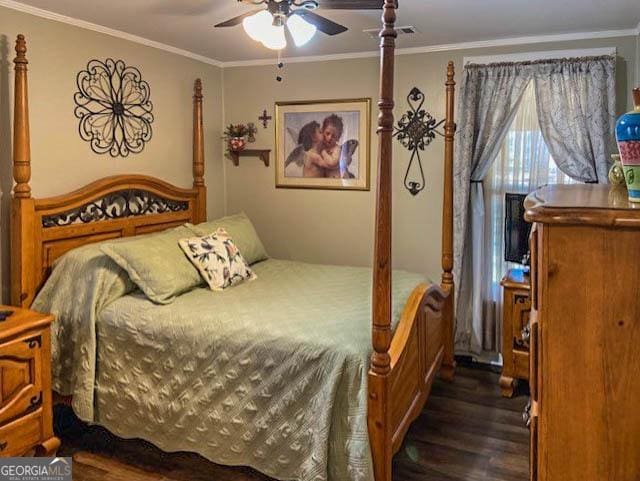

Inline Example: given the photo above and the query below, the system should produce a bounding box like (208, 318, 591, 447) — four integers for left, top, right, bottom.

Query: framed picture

(275, 98, 371, 190)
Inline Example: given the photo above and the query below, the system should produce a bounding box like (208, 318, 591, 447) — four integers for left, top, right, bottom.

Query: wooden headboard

(10, 35, 207, 307)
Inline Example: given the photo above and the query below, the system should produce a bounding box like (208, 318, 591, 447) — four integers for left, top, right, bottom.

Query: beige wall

(0, 6, 224, 303)
(0, 6, 638, 304)
(223, 36, 638, 283)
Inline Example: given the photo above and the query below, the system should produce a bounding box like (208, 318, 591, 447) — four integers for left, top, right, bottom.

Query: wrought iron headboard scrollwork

(41, 189, 189, 228)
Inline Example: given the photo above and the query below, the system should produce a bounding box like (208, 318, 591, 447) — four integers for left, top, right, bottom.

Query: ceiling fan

(215, 0, 390, 50)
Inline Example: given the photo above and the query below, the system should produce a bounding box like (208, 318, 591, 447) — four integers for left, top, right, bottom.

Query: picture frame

(275, 98, 371, 190)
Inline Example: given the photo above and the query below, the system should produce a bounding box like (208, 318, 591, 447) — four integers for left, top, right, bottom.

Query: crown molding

(1, 0, 637, 69)
(0, 0, 224, 67)
(223, 28, 638, 67)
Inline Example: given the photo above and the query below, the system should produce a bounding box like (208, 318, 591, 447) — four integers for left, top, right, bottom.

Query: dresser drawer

(0, 408, 43, 457)
(0, 332, 43, 426)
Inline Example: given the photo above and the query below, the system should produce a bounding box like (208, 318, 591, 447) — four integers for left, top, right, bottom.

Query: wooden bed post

(12, 35, 30, 201)
(11, 34, 37, 307)
(368, 1, 397, 480)
(440, 61, 456, 380)
(192, 78, 206, 223)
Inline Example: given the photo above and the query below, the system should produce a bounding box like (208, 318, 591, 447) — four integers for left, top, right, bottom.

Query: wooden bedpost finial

(370, 0, 398, 378)
(15, 34, 27, 63)
(379, 0, 398, 42)
(13, 34, 31, 199)
(192, 78, 205, 189)
(446, 60, 454, 84)
(194, 78, 203, 100)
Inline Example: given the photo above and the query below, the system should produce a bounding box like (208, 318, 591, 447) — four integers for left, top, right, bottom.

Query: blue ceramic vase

(616, 88, 640, 201)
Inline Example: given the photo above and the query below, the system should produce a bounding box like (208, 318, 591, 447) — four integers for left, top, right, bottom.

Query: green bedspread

(34, 247, 425, 481)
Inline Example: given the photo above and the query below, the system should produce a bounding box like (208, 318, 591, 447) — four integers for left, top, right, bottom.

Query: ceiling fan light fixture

(260, 24, 287, 50)
(215, 0, 352, 47)
(242, 10, 273, 43)
(287, 14, 317, 47)
(242, 9, 286, 50)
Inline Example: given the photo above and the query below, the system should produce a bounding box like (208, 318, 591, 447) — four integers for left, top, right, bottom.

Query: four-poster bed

(10, 1, 456, 479)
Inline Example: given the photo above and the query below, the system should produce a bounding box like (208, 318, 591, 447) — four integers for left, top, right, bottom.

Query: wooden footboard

(368, 284, 451, 481)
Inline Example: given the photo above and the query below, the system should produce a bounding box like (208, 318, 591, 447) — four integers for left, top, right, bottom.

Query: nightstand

(499, 268, 531, 397)
(0, 306, 59, 457)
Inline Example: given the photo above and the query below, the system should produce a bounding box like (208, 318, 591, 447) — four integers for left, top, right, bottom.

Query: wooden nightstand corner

(499, 268, 531, 398)
(0, 305, 59, 457)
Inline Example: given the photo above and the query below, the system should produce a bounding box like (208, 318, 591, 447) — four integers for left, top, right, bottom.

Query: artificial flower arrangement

(223, 123, 258, 153)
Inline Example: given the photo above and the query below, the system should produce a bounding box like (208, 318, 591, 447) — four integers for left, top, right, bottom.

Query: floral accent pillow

(178, 228, 257, 291)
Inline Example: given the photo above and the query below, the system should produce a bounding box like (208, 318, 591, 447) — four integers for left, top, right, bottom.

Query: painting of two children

(276, 99, 370, 191)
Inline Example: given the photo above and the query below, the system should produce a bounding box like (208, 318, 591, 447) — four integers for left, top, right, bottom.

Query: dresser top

(525, 184, 640, 227)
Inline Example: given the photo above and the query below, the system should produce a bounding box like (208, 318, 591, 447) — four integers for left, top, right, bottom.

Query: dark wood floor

(57, 364, 529, 481)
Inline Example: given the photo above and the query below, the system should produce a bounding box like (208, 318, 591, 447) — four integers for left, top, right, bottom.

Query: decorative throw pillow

(100, 225, 203, 304)
(179, 228, 257, 291)
(187, 212, 268, 265)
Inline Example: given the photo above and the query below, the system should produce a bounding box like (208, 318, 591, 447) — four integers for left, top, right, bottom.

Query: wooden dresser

(525, 184, 640, 481)
(0, 306, 59, 457)
(499, 268, 531, 397)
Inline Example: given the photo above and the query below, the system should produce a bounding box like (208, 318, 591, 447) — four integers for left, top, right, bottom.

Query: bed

(10, 2, 457, 480)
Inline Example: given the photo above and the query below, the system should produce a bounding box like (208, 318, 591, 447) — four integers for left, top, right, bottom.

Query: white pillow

(178, 228, 257, 291)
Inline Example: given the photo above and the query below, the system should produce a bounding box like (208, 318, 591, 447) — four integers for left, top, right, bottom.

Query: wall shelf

(227, 149, 271, 167)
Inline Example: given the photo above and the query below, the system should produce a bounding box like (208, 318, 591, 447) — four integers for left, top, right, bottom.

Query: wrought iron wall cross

(259, 109, 272, 128)
(393, 87, 445, 196)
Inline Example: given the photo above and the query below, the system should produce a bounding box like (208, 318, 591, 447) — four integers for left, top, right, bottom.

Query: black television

(504, 193, 532, 264)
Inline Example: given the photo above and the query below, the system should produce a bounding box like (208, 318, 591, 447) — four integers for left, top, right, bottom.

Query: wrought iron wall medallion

(393, 87, 445, 196)
(74, 59, 154, 157)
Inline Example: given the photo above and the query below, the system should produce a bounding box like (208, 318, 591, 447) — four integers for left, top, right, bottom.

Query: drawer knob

(521, 322, 531, 343)
(0, 441, 7, 451)
(23, 336, 42, 349)
(30, 392, 42, 407)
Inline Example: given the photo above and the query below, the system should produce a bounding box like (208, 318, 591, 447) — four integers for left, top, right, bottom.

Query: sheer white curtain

(477, 81, 577, 352)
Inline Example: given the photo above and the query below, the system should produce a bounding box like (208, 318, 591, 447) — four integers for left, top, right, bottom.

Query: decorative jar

(228, 137, 246, 153)
(616, 88, 640, 202)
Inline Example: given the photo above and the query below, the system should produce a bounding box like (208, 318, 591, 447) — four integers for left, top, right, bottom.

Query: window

(482, 81, 578, 349)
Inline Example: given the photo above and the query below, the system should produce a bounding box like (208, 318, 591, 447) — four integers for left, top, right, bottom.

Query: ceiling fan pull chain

(276, 51, 284, 82)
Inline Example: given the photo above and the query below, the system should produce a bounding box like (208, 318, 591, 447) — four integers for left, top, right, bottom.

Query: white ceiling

(7, 0, 640, 64)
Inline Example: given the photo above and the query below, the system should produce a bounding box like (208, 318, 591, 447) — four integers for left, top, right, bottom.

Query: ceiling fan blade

(214, 8, 263, 28)
(317, 0, 396, 9)
(294, 10, 348, 36)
